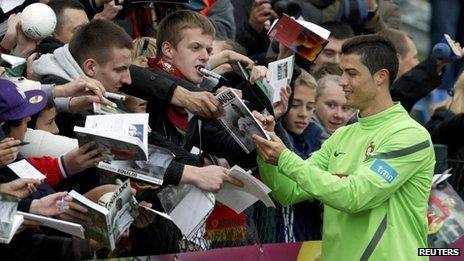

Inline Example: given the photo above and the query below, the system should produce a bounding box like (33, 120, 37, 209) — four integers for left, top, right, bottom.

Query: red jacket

(27, 156, 68, 188)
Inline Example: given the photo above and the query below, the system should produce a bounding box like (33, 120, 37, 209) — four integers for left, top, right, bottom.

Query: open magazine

(0, 193, 22, 244)
(17, 211, 84, 238)
(265, 55, 295, 103)
(216, 88, 270, 154)
(156, 165, 276, 238)
(69, 180, 138, 250)
(158, 184, 215, 239)
(215, 165, 275, 214)
(428, 171, 464, 247)
(74, 113, 149, 161)
(97, 144, 174, 186)
(268, 14, 330, 62)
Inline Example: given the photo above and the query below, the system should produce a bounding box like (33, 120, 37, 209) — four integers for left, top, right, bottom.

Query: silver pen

(60, 196, 66, 211)
(198, 67, 228, 82)
(105, 92, 126, 101)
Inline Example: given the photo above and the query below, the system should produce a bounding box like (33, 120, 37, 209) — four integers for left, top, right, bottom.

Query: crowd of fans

(0, 0, 463, 260)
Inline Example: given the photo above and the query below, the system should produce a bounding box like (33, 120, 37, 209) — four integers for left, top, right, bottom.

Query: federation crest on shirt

(365, 142, 375, 161)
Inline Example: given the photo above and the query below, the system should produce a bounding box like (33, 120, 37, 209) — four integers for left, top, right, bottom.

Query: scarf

(205, 203, 247, 242)
(148, 57, 189, 135)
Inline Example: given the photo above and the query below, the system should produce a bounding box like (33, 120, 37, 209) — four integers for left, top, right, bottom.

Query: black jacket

(426, 108, 464, 156)
(231, 0, 270, 57)
(391, 58, 443, 112)
(37, 37, 64, 55)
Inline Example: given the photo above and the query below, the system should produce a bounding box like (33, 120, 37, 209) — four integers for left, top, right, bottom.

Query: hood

(311, 113, 332, 142)
(32, 44, 84, 82)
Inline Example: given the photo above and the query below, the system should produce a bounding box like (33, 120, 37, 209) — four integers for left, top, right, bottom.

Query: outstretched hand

(273, 85, 292, 119)
(0, 138, 20, 168)
(0, 178, 41, 198)
(252, 111, 276, 131)
(172, 87, 224, 118)
(63, 141, 106, 175)
(54, 76, 115, 108)
(29, 192, 72, 217)
(253, 132, 286, 165)
(182, 165, 243, 193)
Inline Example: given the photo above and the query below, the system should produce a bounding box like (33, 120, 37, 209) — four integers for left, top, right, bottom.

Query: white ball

(20, 3, 57, 40)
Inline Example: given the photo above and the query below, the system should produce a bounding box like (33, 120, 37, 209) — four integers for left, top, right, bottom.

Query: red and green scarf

(148, 57, 189, 135)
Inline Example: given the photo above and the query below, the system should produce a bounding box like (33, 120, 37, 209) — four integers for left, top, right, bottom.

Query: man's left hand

(253, 132, 286, 165)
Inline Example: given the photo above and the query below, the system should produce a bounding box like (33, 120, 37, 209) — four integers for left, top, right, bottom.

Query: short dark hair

(156, 10, 215, 56)
(321, 21, 354, 40)
(47, 0, 85, 34)
(69, 19, 133, 66)
(342, 35, 398, 85)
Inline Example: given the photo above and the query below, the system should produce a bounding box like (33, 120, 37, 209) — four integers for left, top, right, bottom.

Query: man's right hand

(181, 165, 243, 193)
(54, 76, 115, 106)
(0, 138, 20, 168)
(62, 141, 106, 175)
(0, 178, 40, 198)
(249, 0, 277, 32)
(172, 87, 223, 118)
(253, 111, 276, 131)
(59, 201, 89, 224)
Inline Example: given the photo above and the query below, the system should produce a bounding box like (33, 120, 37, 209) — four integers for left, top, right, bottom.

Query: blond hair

(316, 74, 341, 99)
(132, 37, 157, 60)
(295, 69, 317, 90)
(432, 71, 464, 114)
(156, 10, 215, 55)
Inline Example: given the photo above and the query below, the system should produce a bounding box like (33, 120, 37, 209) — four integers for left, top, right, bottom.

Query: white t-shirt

(20, 128, 78, 157)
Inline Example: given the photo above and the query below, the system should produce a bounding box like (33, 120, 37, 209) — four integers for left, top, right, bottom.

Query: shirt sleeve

(258, 130, 334, 206)
(259, 127, 435, 213)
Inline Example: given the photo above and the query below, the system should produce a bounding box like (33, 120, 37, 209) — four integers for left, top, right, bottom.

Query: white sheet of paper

(8, 159, 46, 180)
(169, 187, 214, 239)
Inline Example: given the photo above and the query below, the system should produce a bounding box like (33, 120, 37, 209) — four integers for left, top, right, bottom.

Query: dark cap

(0, 79, 47, 122)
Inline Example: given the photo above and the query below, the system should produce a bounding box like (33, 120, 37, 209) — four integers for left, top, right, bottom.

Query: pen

(13, 141, 30, 147)
(198, 67, 228, 82)
(140, 38, 149, 57)
(105, 92, 126, 101)
(60, 196, 66, 211)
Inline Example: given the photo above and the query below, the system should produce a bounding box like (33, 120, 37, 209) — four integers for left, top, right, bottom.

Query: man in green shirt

(253, 35, 435, 260)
